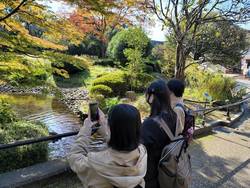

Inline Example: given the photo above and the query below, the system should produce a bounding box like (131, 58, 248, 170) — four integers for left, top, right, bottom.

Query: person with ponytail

(141, 79, 180, 188)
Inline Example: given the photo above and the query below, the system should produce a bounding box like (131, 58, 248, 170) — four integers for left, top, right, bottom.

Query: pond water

(0, 93, 82, 159)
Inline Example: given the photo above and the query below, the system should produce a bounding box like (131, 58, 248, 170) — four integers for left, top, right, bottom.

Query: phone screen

(89, 102, 99, 121)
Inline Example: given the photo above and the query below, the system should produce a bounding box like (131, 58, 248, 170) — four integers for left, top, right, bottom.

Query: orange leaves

(68, 0, 150, 44)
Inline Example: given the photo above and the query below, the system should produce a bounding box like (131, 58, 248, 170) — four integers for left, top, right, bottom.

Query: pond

(0, 93, 82, 159)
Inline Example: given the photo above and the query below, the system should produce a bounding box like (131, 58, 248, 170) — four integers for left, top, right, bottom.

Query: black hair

(108, 104, 141, 152)
(167, 79, 185, 97)
(146, 79, 176, 123)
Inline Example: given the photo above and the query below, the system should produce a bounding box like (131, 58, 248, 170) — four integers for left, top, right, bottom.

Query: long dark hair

(108, 104, 141, 152)
(146, 79, 176, 123)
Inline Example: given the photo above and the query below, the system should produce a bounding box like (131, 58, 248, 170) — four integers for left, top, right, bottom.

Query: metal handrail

(0, 95, 249, 150)
(192, 96, 250, 113)
(0, 131, 78, 150)
(184, 99, 210, 104)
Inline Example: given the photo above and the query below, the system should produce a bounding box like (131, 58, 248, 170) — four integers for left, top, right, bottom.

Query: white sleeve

(174, 106, 185, 134)
(67, 125, 91, 173)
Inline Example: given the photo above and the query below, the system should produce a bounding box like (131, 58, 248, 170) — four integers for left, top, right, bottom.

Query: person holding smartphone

(68, 104, 147, 188)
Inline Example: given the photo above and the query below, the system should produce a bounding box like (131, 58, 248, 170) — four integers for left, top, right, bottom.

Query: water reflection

(0, 93, 81, 159)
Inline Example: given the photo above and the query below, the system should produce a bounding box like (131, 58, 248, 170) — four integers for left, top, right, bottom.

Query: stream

(0, 93, 82, 159)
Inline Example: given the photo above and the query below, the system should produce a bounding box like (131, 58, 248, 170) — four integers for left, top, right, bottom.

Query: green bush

(81, 95, 120, 114)
(90, 85, 113, 97)
(0, 100, 49, 173)
(0, 100, 16, 125)
(185, 65, 241, 102)
(94, 58, 115, 67)
(67, 34, 103, 57)
(205, 74, 236, 101)
(107, 27, 152, 65)
(47, 52, 89, 77)
(92, 71, 128, 96)
(133, 95, 150, 118)
(131, 73, 154, 92)
(104, 97, 120, 111)
(0, 121, 49, 173)
(0, 53, 51, 87)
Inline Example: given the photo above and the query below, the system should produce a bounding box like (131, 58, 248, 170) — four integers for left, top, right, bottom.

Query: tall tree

(0, 0, 83, 55)
(192, 21, 248, 67)
(147, 0, 250, 79)
(68, 0, 149, 57)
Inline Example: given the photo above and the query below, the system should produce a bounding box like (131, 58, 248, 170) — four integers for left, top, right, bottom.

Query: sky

(44, 1, 250, 42)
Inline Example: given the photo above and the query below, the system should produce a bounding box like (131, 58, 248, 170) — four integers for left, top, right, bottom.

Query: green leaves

(107, 27, 151, 65)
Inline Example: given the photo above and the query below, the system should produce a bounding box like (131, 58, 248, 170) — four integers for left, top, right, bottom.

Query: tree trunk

(100, 42, 106, 58)
(175, 43, 187, 80)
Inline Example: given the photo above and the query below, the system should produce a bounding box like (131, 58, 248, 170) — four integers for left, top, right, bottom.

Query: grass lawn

(53, 65, 117, 89)
(84, 65, 118, 88)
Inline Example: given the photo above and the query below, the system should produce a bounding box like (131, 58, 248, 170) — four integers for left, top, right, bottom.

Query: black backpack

(175, 103, 195, 138)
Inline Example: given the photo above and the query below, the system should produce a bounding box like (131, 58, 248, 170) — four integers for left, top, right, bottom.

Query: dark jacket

(140, 112, 176, 188)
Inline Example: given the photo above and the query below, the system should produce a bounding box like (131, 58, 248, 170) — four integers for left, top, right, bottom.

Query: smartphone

(89, 102, 99, 121)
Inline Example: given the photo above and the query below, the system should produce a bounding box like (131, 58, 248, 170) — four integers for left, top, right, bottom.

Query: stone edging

(0, 85, 50, 95)
(0, 159, 70, 188)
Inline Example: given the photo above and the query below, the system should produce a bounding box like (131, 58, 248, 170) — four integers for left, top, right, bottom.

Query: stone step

(0, 160, 70, 188)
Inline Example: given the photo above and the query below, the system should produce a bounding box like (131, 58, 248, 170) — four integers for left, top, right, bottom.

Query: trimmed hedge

(90, 84, 113, 97)
(92, 71, 128, 97)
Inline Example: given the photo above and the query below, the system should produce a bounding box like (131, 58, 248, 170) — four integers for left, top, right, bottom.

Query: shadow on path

(190, 109, 250, 188)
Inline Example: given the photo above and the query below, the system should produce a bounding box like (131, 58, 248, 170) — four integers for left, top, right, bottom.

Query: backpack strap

(175, 103, 185, 112)
(153, 117, 175, 140)
(114, 185, 142, 188)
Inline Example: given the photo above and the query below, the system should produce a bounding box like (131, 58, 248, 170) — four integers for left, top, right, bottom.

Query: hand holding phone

(89, 102, 100, 135)
(89, 102, 99, 121)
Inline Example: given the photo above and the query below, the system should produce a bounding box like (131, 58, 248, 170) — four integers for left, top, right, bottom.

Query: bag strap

(114, 185, 142, 188)
(154, 117, 175, 140)
(175, 103, 186, 112)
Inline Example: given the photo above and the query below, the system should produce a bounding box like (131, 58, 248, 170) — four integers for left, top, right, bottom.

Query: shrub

(67, 35, 103, 57)
(0, 121, 48, 173)
(131, 73, 154, 92)
(90, 85, 113, 97)
(47, 52, 89, 76)
(205, 74, 237, 101)
(104, 97, 120, 111)
(0, 53, 51, 87)
(94, 58, 115, 67)
(185, 65, 241, 102)
(133, 95, 150, 119)
(92, 71, 128, 96)
(0, 100, 16, 125)
(107, 27, 152, 65)
(80, 95, 120, 114)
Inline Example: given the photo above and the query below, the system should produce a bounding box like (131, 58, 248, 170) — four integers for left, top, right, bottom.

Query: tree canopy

(0, 0, 83, 56)
(107, 27, 151, 64)
(192, 21, 248, 67)
(147, 0, 250, 79)
(68, 0, 150, 57)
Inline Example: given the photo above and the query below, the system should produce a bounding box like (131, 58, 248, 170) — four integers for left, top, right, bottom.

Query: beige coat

(67, 125, 147, 188)
(171, 96, 185, 134)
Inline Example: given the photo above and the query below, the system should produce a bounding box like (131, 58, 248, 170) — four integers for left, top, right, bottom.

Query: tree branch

(0, 0, 30, 22)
